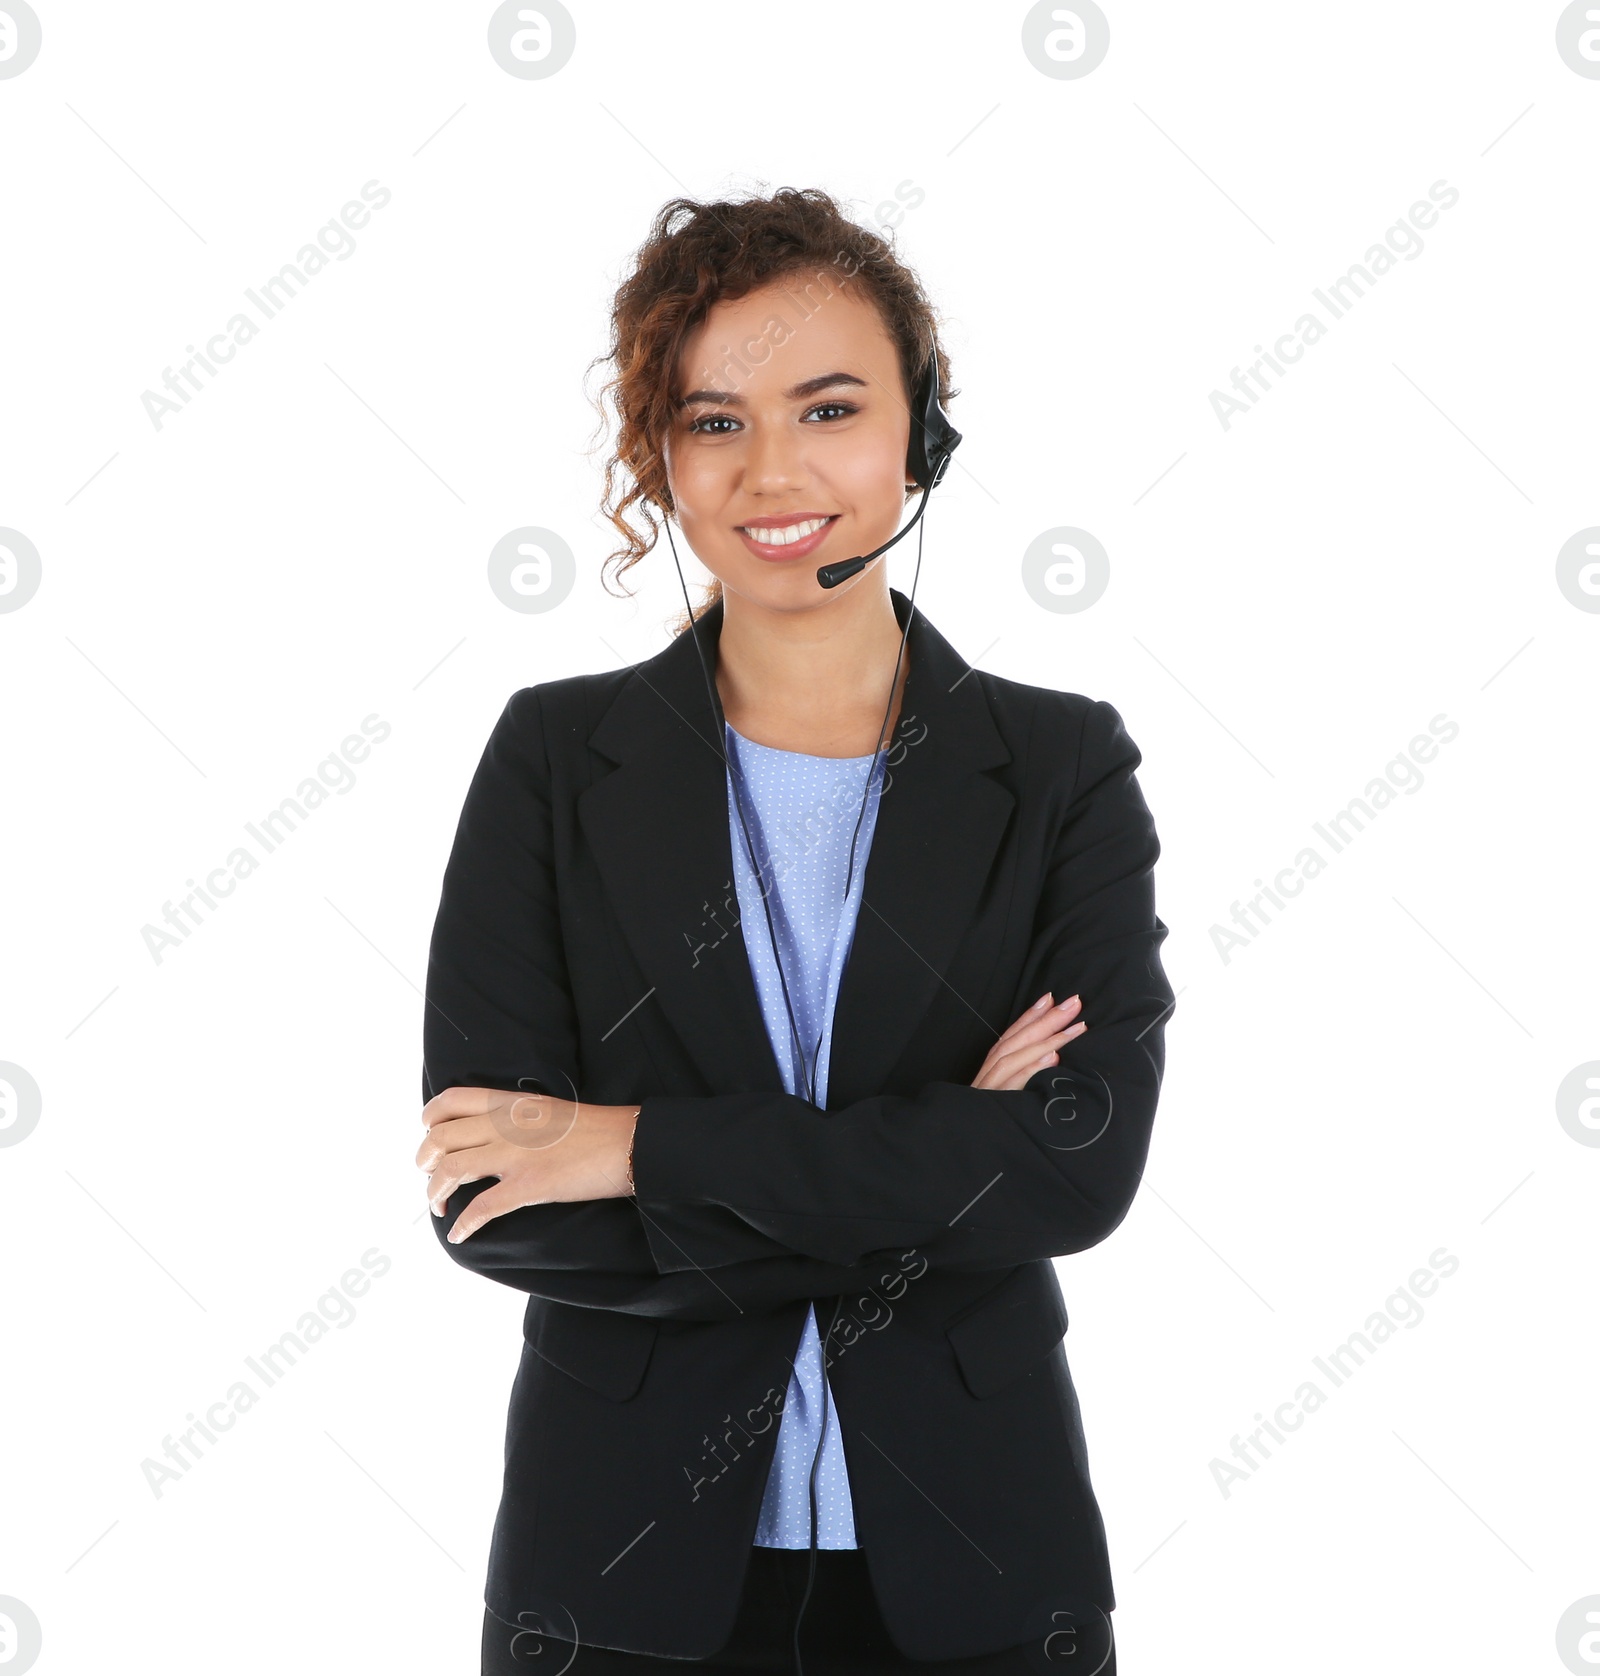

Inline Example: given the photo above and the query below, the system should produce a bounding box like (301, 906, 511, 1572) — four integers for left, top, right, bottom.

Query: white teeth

(744, 516, 830, 546)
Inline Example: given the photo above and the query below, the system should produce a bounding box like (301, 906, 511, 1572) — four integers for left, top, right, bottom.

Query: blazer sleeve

(628, 697, 1175, 1276)
(422, 688, 913, 1321)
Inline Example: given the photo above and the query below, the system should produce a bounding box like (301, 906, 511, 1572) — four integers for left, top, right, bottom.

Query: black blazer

(423, 587, 1174, 1662)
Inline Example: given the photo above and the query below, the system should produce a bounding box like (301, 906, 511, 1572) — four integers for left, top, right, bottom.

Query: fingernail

(1037, 1051, 1056, 1068)
(1035, 993, 1052, 1010)
(1057, 994, 1079, 1011)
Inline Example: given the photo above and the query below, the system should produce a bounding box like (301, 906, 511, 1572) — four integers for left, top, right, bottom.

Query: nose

(741, 416, 808, 495)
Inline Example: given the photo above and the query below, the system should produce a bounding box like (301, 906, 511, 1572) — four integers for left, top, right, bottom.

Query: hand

(417, 1086, 640, 1243)
(970, 993, 1087, 1091)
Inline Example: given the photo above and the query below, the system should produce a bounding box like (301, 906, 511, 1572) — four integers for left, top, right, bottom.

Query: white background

(2, 3, 1597, 1672)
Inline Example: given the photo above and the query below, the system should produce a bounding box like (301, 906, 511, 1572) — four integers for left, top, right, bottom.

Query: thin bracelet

(625, 1107, 641, 1196)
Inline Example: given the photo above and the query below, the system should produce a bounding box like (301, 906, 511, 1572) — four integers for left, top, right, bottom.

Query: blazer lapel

(825, 592, 1015, 1107)
(577, 588, 1014, 1106)
(578, 604, 779, 1095)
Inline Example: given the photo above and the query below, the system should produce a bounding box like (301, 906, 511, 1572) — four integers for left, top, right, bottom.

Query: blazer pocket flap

(943, 1263, 1068, 1400)
(523, 1298, 659, 1402)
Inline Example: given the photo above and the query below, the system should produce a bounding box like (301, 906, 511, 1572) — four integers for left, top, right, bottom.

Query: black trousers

(481, 1547, 1116, 1675)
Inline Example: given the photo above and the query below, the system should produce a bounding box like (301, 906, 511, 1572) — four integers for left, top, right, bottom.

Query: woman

(418, 188, 1173, 1676)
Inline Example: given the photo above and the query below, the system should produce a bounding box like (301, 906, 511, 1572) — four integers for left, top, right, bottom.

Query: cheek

(667, 450, 727, 524)
(832, 430, 907, 507)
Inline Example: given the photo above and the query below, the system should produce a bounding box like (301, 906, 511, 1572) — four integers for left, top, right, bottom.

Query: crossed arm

(418, 692, 1174, 1322)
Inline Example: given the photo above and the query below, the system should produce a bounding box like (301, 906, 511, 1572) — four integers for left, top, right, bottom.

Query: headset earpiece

(906, 353, 962, 491)
(816, 354, 961, 588)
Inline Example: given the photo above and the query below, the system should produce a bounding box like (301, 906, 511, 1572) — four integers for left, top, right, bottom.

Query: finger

(990, 991, 1077, 1054)
(990, 993, 1054, 1052)
(972, 1002, 1085, 1086)
(975, 1039, 1047, 1089)
(427, 1147, 502, 1217)
(986, 1022, 1088, 1089)
(991, 994, 1083, 1061)
(979, 1053, 1053, 1093)
(421, 1086, 470, 1130)
(429, 1158, 497, 1216)
(421, 1085, 497, 1131)
(446, 1182, 522, 1244)
(416, 1112, 497, 1171)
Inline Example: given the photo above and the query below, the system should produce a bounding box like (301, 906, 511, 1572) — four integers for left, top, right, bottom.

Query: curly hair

(590, 187, 954, 625)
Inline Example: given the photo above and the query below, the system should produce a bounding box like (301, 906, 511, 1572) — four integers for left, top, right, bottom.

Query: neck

(713, 576, 910, 757)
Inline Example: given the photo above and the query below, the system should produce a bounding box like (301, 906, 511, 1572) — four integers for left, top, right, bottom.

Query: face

(665, 277, 913, 607)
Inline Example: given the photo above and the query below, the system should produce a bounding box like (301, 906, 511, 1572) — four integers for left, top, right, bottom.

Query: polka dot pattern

(723, 720, 885, 1551)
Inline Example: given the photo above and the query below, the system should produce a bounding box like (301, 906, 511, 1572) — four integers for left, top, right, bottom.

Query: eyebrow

(677, 372, 867, 407)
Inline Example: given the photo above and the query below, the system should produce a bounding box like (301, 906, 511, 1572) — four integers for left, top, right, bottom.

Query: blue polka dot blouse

(723, 719, 886, 1550)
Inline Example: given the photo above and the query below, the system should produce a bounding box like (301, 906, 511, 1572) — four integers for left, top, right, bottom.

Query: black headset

(815, 353, 962, 588)
(908, 350, 964, 490)
(654, 347, 959, 1676)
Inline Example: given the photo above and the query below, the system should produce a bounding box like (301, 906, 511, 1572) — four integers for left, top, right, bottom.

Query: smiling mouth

(738, 515, 837, 546)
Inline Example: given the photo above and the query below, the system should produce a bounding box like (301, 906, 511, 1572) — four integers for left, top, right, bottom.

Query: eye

(686, 412, 740, 435)
(803, 401, 859, 423)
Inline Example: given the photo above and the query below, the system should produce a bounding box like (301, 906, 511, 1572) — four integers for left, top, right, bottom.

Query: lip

(735, 513, 840, 563)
